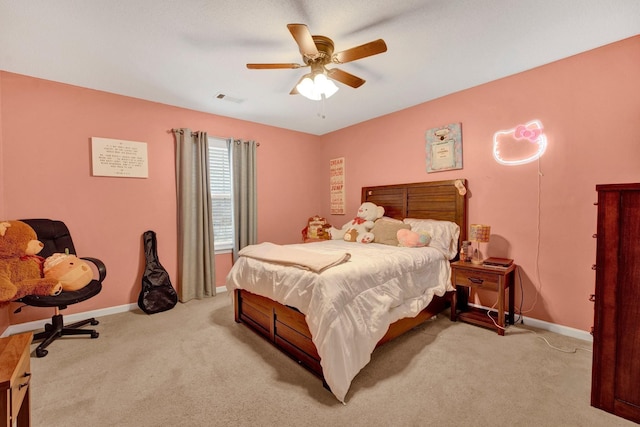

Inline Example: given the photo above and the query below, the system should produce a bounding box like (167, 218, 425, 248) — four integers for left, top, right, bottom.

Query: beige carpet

(27, 295, 634, 427)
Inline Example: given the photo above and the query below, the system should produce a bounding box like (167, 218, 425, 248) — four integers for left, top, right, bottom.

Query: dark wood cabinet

(591, 183, 640, 424)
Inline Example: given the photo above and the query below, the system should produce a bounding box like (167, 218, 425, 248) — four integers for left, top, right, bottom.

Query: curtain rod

(235, 140, 260, 147)
(167, 129, 259, 146)
(167, 128, 200, 135)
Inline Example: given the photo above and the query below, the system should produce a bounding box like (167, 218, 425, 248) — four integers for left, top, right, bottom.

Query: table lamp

(469, 224, 491, 265)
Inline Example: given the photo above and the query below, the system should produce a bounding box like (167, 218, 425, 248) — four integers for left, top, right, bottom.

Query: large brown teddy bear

(0, 220, 63, 303)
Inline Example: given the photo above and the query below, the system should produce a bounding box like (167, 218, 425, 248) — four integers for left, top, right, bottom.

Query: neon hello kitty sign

(493, 120, 547, 166)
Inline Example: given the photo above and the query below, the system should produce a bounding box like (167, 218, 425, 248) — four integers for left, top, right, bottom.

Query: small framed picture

(425, 123, 463, 173)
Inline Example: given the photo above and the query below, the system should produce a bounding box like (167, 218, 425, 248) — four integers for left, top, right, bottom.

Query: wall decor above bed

(329, 157, 346, 214)
(91, 137, 149, 178)
(226, 179, 468, 403)
(425, 123, 463, 173)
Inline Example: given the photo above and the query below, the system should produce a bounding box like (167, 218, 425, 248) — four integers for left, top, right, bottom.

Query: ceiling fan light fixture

(248, 24, 385, 98)
(296, 73, 339, 101)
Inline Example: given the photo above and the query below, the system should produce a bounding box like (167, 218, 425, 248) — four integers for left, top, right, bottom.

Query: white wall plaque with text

(91, 137, 149, 178)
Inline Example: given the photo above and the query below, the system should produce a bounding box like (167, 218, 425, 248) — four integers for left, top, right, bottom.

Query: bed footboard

(234, 288, 454, 381)
(234, 289, 323, 378)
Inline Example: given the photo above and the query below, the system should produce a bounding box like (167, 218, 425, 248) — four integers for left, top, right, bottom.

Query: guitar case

(138, 230, 178, 314)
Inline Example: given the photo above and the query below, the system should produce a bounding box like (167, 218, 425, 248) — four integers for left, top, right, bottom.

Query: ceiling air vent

(215, 93, 245, 104)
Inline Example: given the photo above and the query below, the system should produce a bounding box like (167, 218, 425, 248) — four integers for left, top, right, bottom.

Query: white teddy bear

(329, 202, 385, 243)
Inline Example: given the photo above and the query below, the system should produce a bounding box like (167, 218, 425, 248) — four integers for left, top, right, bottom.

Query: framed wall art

(425, 122, 463, 173)
(330, 157, 346, 214)
(91, 137, 148, 178)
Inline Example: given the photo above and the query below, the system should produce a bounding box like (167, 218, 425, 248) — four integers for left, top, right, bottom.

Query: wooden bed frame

(233, 179, 468, 382)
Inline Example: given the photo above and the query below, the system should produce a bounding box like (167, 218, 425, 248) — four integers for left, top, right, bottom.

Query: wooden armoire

(591, 183, 640, 423)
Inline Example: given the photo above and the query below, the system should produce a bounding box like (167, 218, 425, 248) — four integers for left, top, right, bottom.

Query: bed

(226, 179, 468, 402)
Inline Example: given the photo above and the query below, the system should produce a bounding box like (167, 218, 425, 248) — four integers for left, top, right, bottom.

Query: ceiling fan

(246, 23, 387, 100)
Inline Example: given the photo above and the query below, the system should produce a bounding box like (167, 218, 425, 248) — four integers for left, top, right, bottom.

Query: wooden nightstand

(451, 261, 516, 336)
(0, 332, 33, 427)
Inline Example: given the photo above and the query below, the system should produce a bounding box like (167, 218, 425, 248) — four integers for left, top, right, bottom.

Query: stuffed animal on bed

(329, 202, 385, 243)
(301, 215, 332, 241)
(0, 220, 63, 303)
(397, 228, 432, 247)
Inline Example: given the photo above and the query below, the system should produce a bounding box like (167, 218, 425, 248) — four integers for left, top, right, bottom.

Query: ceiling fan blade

(247, 63, 302, 69)
(289, 75, 307, 95)
(333, 39, 387, 64)
(287, 23, 319, 58)
(327, 68, 365, 88)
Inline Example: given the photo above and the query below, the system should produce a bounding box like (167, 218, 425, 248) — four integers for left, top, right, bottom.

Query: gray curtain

(174, 128, 216, 302)
(231, 139, 258, 260)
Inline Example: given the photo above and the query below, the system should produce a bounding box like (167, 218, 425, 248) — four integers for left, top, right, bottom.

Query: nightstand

(0, 332, 33, 427)
(451, 261, 516, 335)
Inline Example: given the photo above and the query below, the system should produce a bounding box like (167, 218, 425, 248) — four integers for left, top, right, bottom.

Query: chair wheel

(90, 319, 99, 326)
(36, 348, 48, 358)
(91, 331, 99, 339)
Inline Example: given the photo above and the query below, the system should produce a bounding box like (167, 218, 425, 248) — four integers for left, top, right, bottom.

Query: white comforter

(225, 240, 454, 403)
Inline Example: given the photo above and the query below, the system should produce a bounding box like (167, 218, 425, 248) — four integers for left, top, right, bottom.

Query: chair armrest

(81, 257, 107, 283)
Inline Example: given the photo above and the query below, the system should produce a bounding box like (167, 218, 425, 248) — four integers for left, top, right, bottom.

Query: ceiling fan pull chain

(318, 94, 327, 119)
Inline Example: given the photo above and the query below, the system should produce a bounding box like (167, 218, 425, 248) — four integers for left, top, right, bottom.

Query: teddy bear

(301, 215, 332, 241)
(43, 252, 93, 291)
(343, 228, 360, 242)
(329, 202, 385, 243)
(0, 220, 63, 303)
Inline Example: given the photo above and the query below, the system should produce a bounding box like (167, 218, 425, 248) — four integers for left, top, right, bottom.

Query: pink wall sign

(330, 157, 346, 214)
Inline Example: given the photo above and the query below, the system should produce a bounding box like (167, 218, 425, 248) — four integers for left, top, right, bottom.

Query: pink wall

(0, 72, 322, 328)
(320, 36, 640, 332)
(1, 36, 638, 334)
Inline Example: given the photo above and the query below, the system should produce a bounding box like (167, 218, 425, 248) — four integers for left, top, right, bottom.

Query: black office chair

(18, 219, 106, 357)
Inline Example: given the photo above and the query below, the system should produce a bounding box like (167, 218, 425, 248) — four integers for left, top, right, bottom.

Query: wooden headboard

(361, 179, 468, 244)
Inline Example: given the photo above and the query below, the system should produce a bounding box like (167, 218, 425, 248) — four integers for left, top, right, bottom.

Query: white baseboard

(2, 286, 230, 338)
(2, 303, 138, 338)
(468, 302, 593, 342)
(3, 288, 592, 343)
(518, 315, 593, 342)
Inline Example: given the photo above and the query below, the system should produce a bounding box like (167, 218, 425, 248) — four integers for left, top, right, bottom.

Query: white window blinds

(208, 137, 233, 251)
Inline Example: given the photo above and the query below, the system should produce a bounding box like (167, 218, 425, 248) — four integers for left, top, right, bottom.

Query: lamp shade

(469, 224, 491, 243)
(296, 73, 339, 101)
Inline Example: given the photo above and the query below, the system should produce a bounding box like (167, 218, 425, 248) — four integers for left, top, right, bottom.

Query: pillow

(371, 220, 411, 246)
(378, 216, 403, 224)
(402, 218, 460, 259)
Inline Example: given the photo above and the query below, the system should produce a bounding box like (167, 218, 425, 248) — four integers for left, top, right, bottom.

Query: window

(208, 137, 233, 252)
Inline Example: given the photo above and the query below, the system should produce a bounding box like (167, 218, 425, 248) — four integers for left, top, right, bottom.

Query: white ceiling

(1, 1, 639, 135)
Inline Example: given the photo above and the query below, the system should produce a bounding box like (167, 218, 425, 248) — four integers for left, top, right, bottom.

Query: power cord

(484, 293, 592, 354)
(482, 158, 543, 325)
(520, 156, 544, 314)
(485, 298, 506, 332)
(477, 155, 587, 353)
(516, 327, 593, 354)
(513, 266, 524, 324)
